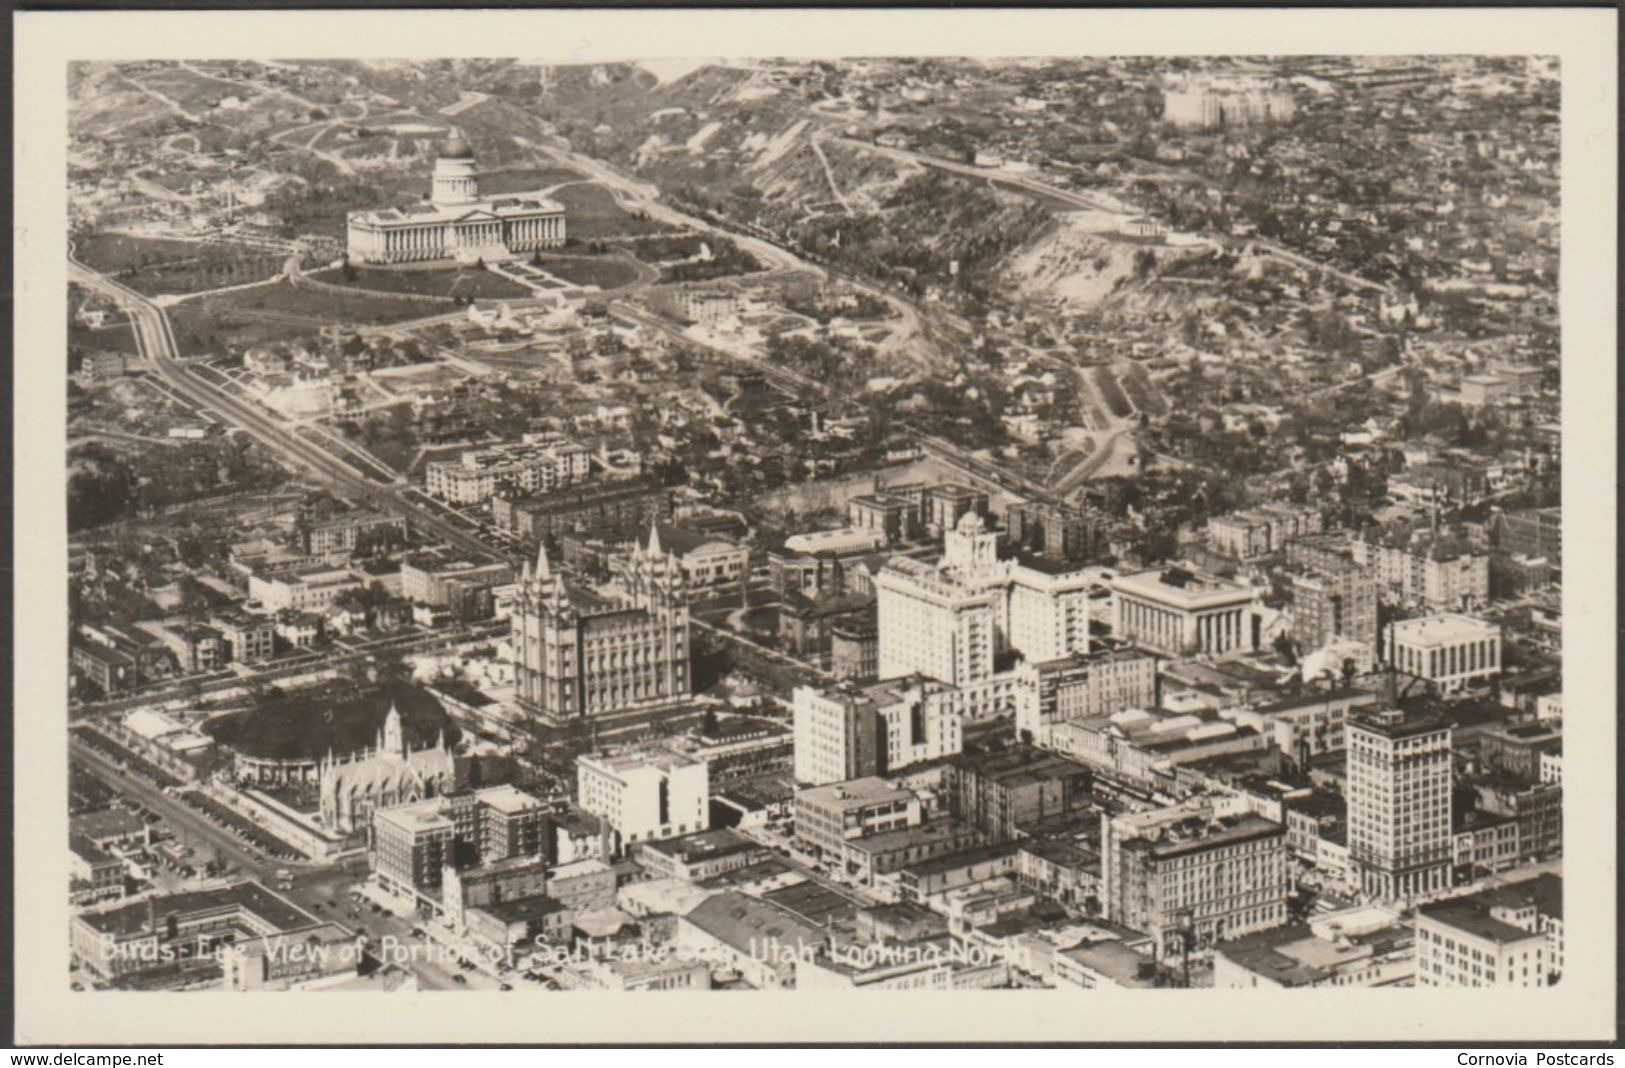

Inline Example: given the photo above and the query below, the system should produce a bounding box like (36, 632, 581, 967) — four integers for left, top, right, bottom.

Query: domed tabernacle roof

(439, 127, 474, 160)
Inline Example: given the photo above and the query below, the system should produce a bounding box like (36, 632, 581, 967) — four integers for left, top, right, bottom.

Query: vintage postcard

(11, 6, 1617, 1046)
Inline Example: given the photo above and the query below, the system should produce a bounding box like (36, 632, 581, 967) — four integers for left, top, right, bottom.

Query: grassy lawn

(69, 318, 139, 358)
(530, 255, 641, 290)
(76, 232, 207, 273)
(170, 280, 447, 356)
(76, 232, 286, 297)
(478, 165, 586, 195)
(308, 265, 532, 301)
(552, 184, 666, 240)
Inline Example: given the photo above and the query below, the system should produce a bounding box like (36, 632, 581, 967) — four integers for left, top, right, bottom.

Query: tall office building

(1291, 558, 1379, 668)
(792, 677, 962, 785)
(1346, 709, 1453, 902)
(576, 747, 709, 850)
(1101, 798, 1290, 958)
(875, 512, 1092, 686)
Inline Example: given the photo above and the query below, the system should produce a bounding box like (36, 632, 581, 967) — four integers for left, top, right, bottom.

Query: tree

(1272, 632, 1298, 666)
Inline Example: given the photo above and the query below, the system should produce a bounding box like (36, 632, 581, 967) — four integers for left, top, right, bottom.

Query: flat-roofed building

(792, 676, 962, 785)
(1050, 706, 1268, 787)
(301, 511, 407, 563)
(633, 828, 764, 882)
(576, 746, 709, 851)
(1215, 910, 1415, 988)
(1352, 531, 1489, 612)
(846, 493, 918, 545)
(1013, 647, 1160, 739)
(877, 513, 1095, 686)
(425, 434, 591, 505)
(946, 745, 1094, 842)
(493, 477, 670, 547)
(1101, 799, 1289, 958)
(1291, 558, 1379, 669)
(248, 565, 364, 614)
(1346, 709, 1452, 902)
(1415, 890, 1549, 987)
(71, 881, 331, 986)
(1228, 687, 1380, 766)
(794, 777, 922, 862)
(1384, 613, 1501, 694)
(1111, 565, 1260, 658)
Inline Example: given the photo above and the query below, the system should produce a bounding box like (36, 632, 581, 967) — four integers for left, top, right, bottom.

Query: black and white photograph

(10, 5, 1618, 1049)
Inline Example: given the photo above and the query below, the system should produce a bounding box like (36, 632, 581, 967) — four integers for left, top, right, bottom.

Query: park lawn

(478, 165, 586, 195)
(170, 280, 446, 356)
(309, 265, 532, 301)
(76, 232, 206, 274)
(532, 254, 641, 290)
(78, 232, 287, 297)
(552, 183, 666, 240)
(69, 318, 139, 358)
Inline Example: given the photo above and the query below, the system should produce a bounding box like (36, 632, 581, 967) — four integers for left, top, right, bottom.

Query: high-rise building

(576, 746, 709, 851)
(1012, 647, 1159, 740)
(371, 784, 547, 899)
(1006, 501, 1101, 564)
(510, 530, 690, 722)
(1291, 558, 1379, 668)
(1346, 709, 1453, 902)
(875, 512, 1093, 685)
(1351, 531, 1489, 612)
(792, 677, 962, 785)
(1101, 798, 1290, 958)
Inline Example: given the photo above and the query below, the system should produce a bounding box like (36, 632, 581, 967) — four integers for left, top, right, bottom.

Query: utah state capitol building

(345, 127, 566, 265)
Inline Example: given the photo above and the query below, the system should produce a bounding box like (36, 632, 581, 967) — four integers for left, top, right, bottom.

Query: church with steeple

(345, 127, 567, 265)
(510, 524, 692, 723)
(317, 703, 457, 834)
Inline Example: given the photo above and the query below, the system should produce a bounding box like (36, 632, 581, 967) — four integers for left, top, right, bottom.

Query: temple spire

(647, 520, 664, 557)
(537, 540, 552, 581)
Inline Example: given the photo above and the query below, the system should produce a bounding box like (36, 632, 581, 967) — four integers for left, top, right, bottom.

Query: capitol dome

(439, 127, 474, 160)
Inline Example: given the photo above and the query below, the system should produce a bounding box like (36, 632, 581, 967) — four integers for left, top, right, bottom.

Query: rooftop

(1112, 565, 1256, 610)
(1349, 708, 1448, 741)
(639, 828, 759, 865)
(1062, 939, 1160, 988)
(75, 881, 319, 938)
(482, 893, 567, 926)
(1217, 921, 1410, 987)
(898, 842, 1019, 880)
(797, 776, 913, 811)
(475, 784, 545, 815)
(951, 745, 1093, 789)
(1388, 612, 1500, 645)
(683, 890, 827, 956)
(1418, 897, 1545, 946)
